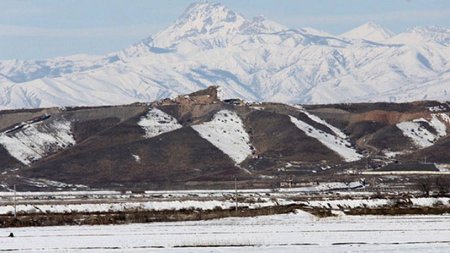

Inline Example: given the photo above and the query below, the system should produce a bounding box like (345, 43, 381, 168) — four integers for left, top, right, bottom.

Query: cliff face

(0, 87, 448, 190)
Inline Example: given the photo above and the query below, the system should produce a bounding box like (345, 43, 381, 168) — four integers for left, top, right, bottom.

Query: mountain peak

(364, 21, 383, 28)
(340, 22, 394, 42)
(151, 1, 247, 47)
(177, 1, 241, 25)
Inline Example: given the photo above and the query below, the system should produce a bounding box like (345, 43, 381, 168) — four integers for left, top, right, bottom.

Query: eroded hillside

(0, 87, 448, 191)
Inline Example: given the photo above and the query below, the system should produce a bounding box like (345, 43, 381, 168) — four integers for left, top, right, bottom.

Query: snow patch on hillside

(428, 105, 447, 112)
(291, 105, 349, 139)
(192, 110, 253, 164)
(301, 110, 348, 139)
(132, 154, 141, 163)
(438, 113, 450, 124)
(396, 114, 448, 148)
(138, 108, 182, 138)
(20, 177, 88, 189)
(430, 114, 447, 136)
(0, 120, 75, 165)
(289, 115, 362, 162)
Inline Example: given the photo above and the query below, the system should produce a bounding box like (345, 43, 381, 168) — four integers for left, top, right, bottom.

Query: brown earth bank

(0, 86, 449, 191)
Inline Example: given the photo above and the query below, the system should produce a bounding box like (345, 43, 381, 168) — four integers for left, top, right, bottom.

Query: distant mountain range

(0, 1, 450, 110)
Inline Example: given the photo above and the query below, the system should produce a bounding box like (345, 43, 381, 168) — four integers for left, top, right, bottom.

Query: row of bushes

(0, 204, 313, 228)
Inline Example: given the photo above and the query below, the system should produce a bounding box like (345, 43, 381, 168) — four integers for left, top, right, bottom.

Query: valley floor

(1, 189, 450, 227)
(1, 212, 449, 252)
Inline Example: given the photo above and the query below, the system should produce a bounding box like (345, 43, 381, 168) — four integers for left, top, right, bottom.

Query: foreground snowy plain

(1, 212, 449, 253)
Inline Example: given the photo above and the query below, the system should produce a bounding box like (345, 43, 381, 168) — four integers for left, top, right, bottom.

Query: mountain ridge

(0, 1, 449, 110)
(340, 22, 395, 42)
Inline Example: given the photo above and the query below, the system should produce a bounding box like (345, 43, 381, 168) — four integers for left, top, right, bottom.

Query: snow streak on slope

(396, 114, 448, 148)
(192, 110, 252, 164)
(0, 120, 75, 165)
(138, 108, 182, 138)
(301, 110, 348, 139)
(289, 115, 362, 162)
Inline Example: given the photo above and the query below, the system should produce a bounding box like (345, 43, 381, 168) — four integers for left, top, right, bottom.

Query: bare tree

(435, 176, 450, 196)
(417, 177, 433, 196)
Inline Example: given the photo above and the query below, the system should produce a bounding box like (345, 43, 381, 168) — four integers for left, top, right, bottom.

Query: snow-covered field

(1, 212, 449, 252)
(1, 188, 448, 215)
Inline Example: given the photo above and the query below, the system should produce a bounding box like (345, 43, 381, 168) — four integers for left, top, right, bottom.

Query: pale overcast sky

(1, 0, 449, 60)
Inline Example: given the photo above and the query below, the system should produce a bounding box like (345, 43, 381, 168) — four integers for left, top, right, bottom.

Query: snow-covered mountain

(388, 26, 450, 46)
(340, 22, 395, 42)
(0, 1, 449, 110)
